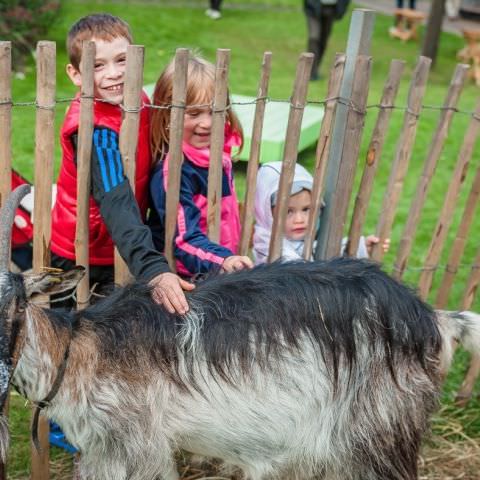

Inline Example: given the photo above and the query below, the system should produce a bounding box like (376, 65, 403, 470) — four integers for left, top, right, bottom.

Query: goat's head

(0, 185, 84, 461)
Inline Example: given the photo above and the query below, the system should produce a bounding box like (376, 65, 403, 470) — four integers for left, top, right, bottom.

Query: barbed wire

(356, 261, 480, 275)
(1, 95, 479, 118)
(6, 93, 480, 286)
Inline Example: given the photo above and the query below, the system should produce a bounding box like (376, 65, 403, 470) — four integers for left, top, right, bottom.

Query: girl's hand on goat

(366, 235, 391, 256)
(149, 272, 195, 315)
(221, 255, 253, 273)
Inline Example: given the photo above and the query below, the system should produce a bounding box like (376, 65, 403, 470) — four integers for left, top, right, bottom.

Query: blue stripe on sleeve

(106, 148, 118, 188)
(103, 129, 118, 189)
(110, 130, 124, 183)
(94, 129, 111, 193)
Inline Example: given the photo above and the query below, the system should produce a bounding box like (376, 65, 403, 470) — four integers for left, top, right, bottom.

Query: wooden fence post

(315, 8, 375, 259)
(460, 250, 480, 312)
(436, 158, 480, 307)
(454, 250, 480, 406)
(370, 56, 431, 262)
(207, 49, 230, 242)
(0, 42, 12, 210)
(238, 52, 272, 256)
(303, 53, 346, 260)
(320, 55, 372, 258)
(268, 53, 313, 262)
(394, 64, 469, 282)
(164, 48, 189, 271)
(455, 352, 480, 407)
(345, 59, 404, 257)
(0, 39, 11, 480)
(115, 45, 144, 285)
(75, 41, 95, 308)
(417, 98, 480, 301)
(31, 40, 56, 480)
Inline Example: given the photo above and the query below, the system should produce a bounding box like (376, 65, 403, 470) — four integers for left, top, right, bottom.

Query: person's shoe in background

(205, 8, 222, 19)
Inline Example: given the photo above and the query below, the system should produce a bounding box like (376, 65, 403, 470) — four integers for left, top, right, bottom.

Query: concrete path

(354, 0, 480, 36)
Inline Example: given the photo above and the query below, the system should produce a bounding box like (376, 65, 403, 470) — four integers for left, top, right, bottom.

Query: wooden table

(389, 8, 426, 42)
(458, 28, 480, 86)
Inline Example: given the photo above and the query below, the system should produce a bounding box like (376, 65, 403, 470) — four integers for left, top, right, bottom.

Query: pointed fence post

(417, 97, 480, 301)
(346, 59, 405, 257)
(31, 40, 56, 480)
(0, 39, 11, 480)
(454, 257, 480, 406)
(394, 64, 469, 282)
(207, 49, 230, 242)
(0, 42, 12, 211)
(315, 8, 375, 259)
(319, 55, 372, 258)
(115, 45, 144, 285)
(268, 53, 313, 262)
(370, 56, 431, 263)
(164, 48, 189, 271)
(75, 41, 95, 308)
(238, 52, 272, 256)
(436, 157, 480, 308)
(303, 53, 346, 260)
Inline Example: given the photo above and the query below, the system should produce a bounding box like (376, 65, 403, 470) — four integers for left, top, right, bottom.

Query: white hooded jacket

(253, 161, 368, 264)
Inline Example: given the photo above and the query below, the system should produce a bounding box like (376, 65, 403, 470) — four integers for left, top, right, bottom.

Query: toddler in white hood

(253, 162, 388, 264)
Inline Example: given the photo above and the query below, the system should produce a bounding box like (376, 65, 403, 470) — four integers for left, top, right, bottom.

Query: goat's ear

(23, 266, 86, 298)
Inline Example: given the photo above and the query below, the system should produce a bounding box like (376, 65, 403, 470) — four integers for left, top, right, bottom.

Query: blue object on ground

(49, 421, 77, 454)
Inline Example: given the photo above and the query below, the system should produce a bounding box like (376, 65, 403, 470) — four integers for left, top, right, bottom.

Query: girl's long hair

(150, 53, 243, 162)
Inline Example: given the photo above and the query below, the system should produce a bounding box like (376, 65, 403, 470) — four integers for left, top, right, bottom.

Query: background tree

(421, 0, 446, 66)
(0, 0, 63, 76)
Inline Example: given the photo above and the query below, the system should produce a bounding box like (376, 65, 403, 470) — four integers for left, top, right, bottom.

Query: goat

(1, 185, 480, 480)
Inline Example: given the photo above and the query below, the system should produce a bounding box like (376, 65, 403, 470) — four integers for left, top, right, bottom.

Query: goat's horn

(0, 184, 31, 271)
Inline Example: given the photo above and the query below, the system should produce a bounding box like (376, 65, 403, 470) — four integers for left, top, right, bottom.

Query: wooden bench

(389, 8, 426, 42)
(458, 28, 480, 86)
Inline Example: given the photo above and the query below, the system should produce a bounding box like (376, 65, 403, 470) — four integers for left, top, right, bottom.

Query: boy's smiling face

(284, 189, 312, 241)
(66, 36, 129, 105)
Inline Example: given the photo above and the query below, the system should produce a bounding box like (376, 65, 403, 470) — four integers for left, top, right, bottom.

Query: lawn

(5, 0, 480, 478)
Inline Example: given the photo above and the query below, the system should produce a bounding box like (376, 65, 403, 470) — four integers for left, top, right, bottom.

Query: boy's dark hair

(67, 13, 133, 70)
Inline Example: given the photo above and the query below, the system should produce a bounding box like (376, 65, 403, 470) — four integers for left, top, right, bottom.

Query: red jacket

(51, 92, 151, 265)
(11, 170, 33, 248)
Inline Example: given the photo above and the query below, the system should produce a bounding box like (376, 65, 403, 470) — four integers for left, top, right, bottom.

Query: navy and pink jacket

(148, 130, 241, 277)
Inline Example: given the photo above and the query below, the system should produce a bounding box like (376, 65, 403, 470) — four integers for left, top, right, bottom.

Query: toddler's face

(67, 36, 129, 105)
(284, 189, 312, 241)
(183, 106, 213, 149)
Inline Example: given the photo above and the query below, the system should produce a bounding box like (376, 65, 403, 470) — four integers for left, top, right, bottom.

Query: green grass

(5, 0, 480, 477)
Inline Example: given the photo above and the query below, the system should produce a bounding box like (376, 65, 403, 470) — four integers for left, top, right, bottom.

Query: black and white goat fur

(1, 185, 480, 480)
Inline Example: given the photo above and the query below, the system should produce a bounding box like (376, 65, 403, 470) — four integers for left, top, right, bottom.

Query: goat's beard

(0, 415, 9, 463)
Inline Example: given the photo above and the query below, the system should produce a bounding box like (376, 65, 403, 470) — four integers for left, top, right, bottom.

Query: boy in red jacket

(51, 13, 192, 313)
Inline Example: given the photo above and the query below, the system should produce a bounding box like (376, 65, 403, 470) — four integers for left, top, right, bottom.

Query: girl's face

(183, 106, 213, 149)
(284, 189, 312, 241)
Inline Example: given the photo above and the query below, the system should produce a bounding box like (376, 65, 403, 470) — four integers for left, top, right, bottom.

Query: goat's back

(77, 258, 442, 480)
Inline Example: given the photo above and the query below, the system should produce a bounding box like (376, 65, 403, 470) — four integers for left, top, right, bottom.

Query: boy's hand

(221, 255, 253, 273)
(366, 235, 391, 256)
(149, 272, 195, 315)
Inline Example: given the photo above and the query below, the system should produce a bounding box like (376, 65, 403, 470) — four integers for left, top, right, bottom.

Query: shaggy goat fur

(3, 258, 480, 480)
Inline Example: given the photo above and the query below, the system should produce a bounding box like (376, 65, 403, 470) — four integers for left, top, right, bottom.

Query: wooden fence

(1, 8, 480, 479)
